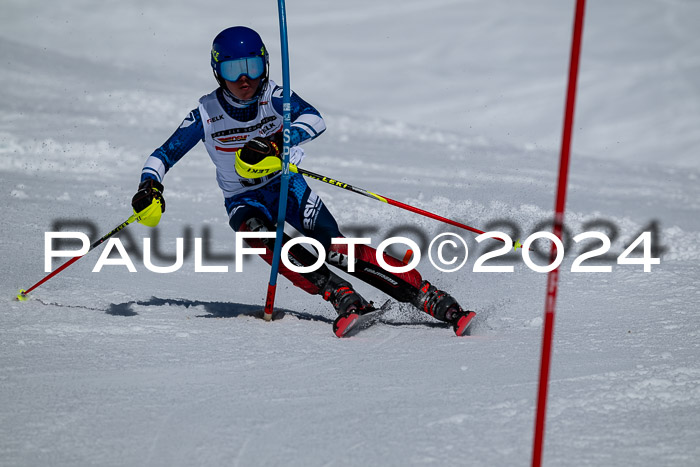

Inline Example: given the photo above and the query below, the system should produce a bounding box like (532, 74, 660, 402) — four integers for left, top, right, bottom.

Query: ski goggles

(219, 56, 265, 82)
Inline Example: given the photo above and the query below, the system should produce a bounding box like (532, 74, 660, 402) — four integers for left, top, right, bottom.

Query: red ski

(453, 311, 477, 337)
(333, 300, 391, 338)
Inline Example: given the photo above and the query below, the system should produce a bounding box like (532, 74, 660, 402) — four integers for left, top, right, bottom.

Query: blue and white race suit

(138, 81, 424, 302)
(139, 80, 340, 247)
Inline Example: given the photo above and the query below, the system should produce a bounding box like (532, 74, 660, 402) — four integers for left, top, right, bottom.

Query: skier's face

(225, 75, 261, 101)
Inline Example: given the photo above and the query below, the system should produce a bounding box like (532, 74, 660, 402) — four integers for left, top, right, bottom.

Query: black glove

(238, 135, 282, 166)
(131, 179, 165, 214)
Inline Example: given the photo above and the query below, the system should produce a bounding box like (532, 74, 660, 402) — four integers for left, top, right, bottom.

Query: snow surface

(1, 1, 700, 466)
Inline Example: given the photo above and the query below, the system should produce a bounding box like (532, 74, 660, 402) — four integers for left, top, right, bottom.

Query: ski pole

(295, 166, 497, 240)
(16, 213, 139, 301)
(237, 155, 524, 249)
(296, 166, 531, 250)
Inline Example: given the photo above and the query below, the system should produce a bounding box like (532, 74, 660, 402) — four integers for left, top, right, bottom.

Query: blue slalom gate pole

(264, 0, 292, 320)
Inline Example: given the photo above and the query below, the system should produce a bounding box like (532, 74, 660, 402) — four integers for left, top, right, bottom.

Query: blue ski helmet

(211, 26, 270, 104)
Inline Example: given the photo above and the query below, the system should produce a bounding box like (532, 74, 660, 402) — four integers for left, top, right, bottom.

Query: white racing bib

(200, 82, 284, 198)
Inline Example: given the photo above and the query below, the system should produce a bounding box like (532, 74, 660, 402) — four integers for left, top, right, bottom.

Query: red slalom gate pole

(532, 1, 586, 466)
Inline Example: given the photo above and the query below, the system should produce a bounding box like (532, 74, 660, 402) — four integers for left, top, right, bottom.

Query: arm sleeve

(272, 86, 326, 146)
(140, 108, 204, 183)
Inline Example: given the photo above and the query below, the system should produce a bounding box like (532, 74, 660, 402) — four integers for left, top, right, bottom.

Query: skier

(131, 26, 475, 336)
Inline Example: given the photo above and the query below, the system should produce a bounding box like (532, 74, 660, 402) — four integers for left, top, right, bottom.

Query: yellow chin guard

(235, 149, 298, 179)
(134, 197, 163, 227)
